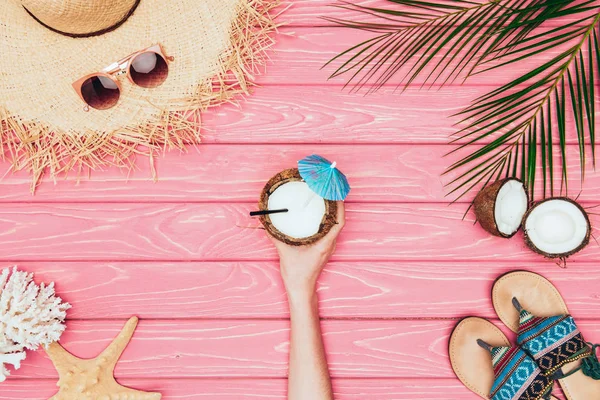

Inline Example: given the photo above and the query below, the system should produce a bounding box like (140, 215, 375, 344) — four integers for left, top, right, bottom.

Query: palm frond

(326, 0, 600, 203)
(445, 10, 600, 200)
(324, 0, 575, 91)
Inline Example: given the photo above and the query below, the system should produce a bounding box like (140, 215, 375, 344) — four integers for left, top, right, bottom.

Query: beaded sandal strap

(478, 339, 554, 400)
(513, 298, 600, 379)
(552, 343, 600, 381)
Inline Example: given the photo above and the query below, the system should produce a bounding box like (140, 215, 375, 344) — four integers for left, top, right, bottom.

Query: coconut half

(523, 197, 590, 258)
(473, 178, 529, 238)
(259, 169, 338, 246)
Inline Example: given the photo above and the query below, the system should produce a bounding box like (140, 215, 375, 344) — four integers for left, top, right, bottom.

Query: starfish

(45, 316, 161, 400)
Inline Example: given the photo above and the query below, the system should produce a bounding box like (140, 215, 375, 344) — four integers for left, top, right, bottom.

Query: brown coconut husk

(473, 178, 528, 238)
(259, 168, 338, 246)
(523, 197, 591, 259)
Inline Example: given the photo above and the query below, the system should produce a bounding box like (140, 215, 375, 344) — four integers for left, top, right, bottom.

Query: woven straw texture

(21, 0, 140, 35)
(0, 0, 279, 190)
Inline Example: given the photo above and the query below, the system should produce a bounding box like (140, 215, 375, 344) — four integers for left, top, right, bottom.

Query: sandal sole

(492, 270, 600, 400)
(449, 317, 510, 398)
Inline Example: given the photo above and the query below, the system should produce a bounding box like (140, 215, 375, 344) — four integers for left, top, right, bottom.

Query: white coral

(0, 267, 70, 382)
(0, 352, 26, 383)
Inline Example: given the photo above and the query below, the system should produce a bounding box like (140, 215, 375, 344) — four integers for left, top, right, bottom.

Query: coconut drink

(254, 155, 350, 246)
(258, 169, 339, 246)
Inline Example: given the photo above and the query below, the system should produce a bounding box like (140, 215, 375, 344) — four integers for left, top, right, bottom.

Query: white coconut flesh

(525, 200, 589, 255)
(268, 181, 326, 239)
(494, 180, 528, 236)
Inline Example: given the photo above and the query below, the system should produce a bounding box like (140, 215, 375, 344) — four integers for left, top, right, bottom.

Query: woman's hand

(269, 202, 345, 304)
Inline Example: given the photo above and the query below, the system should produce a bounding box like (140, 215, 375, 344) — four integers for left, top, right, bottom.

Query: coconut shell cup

(259, 168, 338, 246)
(522, 197, 591, 259)
(473, 178, 529, 238)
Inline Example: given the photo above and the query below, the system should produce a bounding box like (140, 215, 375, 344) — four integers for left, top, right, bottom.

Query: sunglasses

(72, 44, 174, 111)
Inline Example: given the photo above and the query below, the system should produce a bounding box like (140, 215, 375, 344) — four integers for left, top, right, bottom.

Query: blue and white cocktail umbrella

(249, 154, 350, 217)
(298, 154, 350, 201)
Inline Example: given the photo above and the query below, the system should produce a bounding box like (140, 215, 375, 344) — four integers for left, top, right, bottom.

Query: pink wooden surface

(0, 144, 596, 202)
(3, 1, 599, 399)
(3, 202, 600, 262)
(281, 0, 580, 26)
(256, 29, 596, 86)
(10, 261, 600, 319)
(11, 319, 600, 379)
(0, 378, 496, 400)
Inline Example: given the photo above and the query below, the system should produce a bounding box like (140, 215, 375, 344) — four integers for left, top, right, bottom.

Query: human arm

(269, 203, 345, 400)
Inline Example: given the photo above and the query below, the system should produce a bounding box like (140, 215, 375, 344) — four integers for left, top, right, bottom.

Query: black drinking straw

(250, 209, 289, 217)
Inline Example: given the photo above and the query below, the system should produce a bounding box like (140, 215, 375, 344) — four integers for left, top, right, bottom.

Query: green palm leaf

(324, 0, 575, 91)
(325, 0, 600, 202)
(446, 7, 600, 200)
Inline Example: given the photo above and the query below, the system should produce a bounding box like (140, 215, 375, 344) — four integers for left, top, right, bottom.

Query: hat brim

(0, 0, 279, 190)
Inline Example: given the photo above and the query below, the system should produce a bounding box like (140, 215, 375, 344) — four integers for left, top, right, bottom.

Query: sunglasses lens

(130, 51, 169, 88)
(80, 75, 120, 110)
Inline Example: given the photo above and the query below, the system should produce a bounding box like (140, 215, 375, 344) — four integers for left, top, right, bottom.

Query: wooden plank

(202, 85, 597, 145)
(202, 85, 473, 143)
(5, 84, 476, 151)
(10, 319, 600, 379)
(1, 202, 599, 262)
(259, 28, 596, 86)
(2, 143, 597, 202)
(282, 0, 584, 28)
(0, 378, 492, 400)
(15, 261, 600, 320)
(1, 144, 452, 202)
(0, 85, 590, 167)
(283, 0, 387, 26)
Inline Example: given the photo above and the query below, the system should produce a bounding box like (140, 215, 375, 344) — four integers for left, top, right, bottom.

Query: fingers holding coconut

(259, 169, 339, 247)
(324, 201, 346, 243)
(256, 166, 348, 299)
(271, 202, 346, 301)
(266, 202, 343, 251)
(275, 235, 338, 301)
(473, 178, 529, 238)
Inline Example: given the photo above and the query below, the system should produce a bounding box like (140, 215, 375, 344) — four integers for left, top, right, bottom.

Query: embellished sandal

(493, 271, 600, 400)
(450, 317, 558, 399)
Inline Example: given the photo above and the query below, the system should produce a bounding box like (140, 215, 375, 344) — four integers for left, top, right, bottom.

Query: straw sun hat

(0, 0, 279, 190)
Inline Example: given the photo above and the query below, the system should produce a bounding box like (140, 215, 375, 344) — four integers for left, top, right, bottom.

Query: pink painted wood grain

(0, 378, 485, 400)
(281, 0, 582, 27)
(258, 28, 596, 87)
(199, 85, 597, 145)
(0, 144, 596, 202)
(1, 202, 600, 262)
(10, 319, 599, 379)
(3, 1, 600, 399)
(9, 261, 600, 320)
